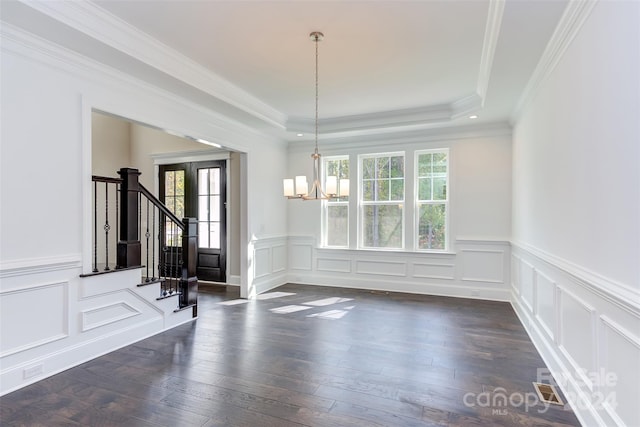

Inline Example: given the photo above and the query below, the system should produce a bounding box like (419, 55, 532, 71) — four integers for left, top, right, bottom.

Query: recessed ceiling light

(469, 115, 478, 119)
(297, 133, 304, 137)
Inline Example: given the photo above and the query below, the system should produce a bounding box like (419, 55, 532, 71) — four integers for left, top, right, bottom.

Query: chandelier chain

(314, 32, 319, 153)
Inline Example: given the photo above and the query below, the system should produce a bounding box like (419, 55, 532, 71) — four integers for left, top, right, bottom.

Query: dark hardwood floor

(1, 284, 581, 426)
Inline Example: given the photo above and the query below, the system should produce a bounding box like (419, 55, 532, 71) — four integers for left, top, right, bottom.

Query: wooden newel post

(117, 167, 142, 268)
(180, 217, 198, 310)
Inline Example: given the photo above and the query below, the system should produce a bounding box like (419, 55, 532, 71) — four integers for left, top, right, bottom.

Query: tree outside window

(416, 150, 448, 250)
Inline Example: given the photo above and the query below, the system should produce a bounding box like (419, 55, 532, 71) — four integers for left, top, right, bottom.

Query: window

(360, 153, 404, 249)
(323, 156, 349, 247)
(416, 150, 448, 250)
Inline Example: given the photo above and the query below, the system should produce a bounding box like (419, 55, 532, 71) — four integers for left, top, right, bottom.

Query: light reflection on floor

(217, 299, 250, 306)
(269, 305, 314, 314)
(256, 292, 297, 300)
(218, 291, 356, 320)
(303, 297, 354, 306)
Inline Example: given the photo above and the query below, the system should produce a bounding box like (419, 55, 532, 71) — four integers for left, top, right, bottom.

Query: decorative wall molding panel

(286, 236, 511, 301)
(251, 236, 290, 295)
(0, 281, 69, 358)
(510, 243, 640, 427)
(0, 261, 194, 396)
(81, 302, 141, 332)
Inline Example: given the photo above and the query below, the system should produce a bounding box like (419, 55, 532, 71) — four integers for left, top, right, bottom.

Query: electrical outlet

(23, 364, 43, 379)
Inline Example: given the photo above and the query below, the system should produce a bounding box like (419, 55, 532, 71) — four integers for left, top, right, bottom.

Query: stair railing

(90, 168, 197, 309)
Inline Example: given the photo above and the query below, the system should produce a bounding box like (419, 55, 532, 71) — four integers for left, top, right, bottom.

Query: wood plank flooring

(1, 284, 581, 426)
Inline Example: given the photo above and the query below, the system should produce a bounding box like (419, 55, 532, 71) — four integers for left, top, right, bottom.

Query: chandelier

(283, 32, 349, 200)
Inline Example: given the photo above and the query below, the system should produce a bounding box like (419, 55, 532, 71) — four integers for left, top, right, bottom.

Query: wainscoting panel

(317, 257, 351, 273)
(286, 237, 510, 301)
(251, 236, 289, 295)
(520, 260, 535, 313)
(272, 245, 287, 273)
(510, 242, 640, 427)
(0, 257, 194, 396)
(511, 254, 521, 295)
(289, 240, 313, 271)
(535, 271, 556, 341)
(254, 247, 272, 279)
(558, 287, 597, 390)
(599, 316, 640, 427)
(460, 249, 504, 283)
(0, 281, 69, 358)
(355, 260, 407, 277)
(81, 301, 141, 332)
(412, 262, 455, 280)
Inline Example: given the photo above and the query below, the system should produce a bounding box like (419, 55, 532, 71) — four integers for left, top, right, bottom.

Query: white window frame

(321, 155, 350, 248)
(358, 152, 405, 250)
(414, 148, 449, 252)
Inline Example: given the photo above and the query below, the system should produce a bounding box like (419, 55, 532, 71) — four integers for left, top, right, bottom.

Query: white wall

(91, 112, 131, 177)
(129, 121, 208, 189)
(511, 1, 640, 426)
(0, 23, 286, 395)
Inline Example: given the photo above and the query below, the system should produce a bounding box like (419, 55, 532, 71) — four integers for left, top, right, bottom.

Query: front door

(160, 160, 227, 283)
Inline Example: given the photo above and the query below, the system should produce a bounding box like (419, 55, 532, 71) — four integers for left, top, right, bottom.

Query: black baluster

(93, 180, 98, 273)
(152, 206, 156, 280)
(162, 213, 168, 296)
(115, 182, 119, 265)
(145, 198, 150, 282)
(104, 182, 111, 271)
(169, 221, 175, 294)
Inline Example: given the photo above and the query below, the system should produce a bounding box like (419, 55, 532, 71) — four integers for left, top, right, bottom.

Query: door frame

(153, 150, 231, 284)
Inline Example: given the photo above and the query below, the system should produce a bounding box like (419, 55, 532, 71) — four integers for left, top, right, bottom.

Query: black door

(159, 160, 227, 282)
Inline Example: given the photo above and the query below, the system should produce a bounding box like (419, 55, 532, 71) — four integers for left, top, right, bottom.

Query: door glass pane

(198, 169, 208, 195)
(209, 195, 220, 222)
(165, 171, 175, 196)
(175, 170, 185, 195)
(209, 222, 220, 249)
(209, 168, 220, 194)
(164, 170, 185, 218)
(198, 222, 209, 248)
(198, 195, 208, 221)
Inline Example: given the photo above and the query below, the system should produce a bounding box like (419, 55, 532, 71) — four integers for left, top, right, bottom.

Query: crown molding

(17, 0, 288, 130)
(288, 121, 512, 153)
(287, 103, 452, 134)
(511, 0, 598, 122)
(477, 0, 505, 103)
(287, 93, 483, 135)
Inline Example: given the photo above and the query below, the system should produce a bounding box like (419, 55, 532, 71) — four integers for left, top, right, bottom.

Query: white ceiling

(3, 0, 569, 140)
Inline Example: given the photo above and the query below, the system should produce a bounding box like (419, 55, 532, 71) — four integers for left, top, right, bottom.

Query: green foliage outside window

(417, 152, 447, 250)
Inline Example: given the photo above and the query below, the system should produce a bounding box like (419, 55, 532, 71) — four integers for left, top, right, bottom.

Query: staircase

(85, 167, 198, 317)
